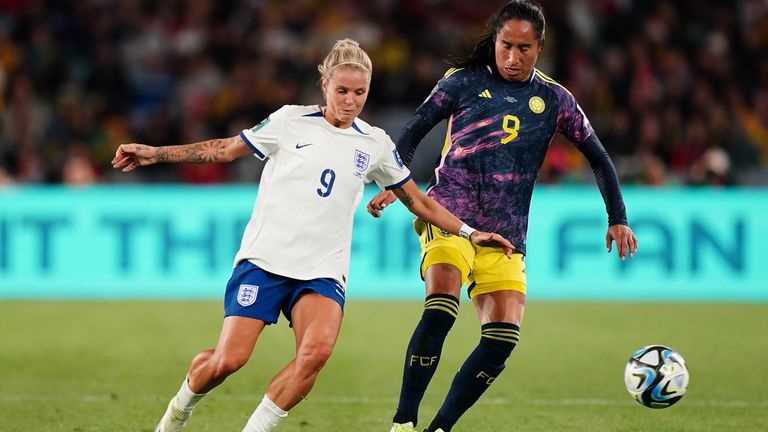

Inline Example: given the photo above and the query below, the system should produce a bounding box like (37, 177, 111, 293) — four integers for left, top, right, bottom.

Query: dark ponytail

(448, 0, 546, 69)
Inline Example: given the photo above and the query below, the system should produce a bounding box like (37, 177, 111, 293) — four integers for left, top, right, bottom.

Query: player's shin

(426, 322, 520, 432)
(394, 294, 459, 426)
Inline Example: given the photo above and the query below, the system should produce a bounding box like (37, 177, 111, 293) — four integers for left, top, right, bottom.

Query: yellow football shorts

(416, 219, 526, 298)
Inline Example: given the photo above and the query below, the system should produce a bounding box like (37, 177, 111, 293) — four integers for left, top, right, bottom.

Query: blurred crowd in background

(1, 0, 767, 186)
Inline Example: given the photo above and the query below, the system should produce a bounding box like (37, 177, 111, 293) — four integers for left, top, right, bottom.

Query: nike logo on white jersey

(296, 142, 314, 149)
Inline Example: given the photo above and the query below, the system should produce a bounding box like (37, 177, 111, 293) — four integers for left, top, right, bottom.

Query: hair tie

(330, 61, 370, 72)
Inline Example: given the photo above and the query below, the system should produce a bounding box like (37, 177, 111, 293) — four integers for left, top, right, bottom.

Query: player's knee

(296, 341, 334, 374)
(190, 349, 215, 369)
(419, 294, 460, 338)
(212, 353, 250, 378)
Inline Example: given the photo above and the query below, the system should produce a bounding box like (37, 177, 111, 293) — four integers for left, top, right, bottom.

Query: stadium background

(1, 1, 767, 431)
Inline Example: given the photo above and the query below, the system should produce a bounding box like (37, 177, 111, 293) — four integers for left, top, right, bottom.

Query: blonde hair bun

(318, 38, 373, 81)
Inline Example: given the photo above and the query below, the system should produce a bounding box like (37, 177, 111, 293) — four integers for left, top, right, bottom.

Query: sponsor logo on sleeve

(393, 149, 405, 169)
(251, 117, 271, 132)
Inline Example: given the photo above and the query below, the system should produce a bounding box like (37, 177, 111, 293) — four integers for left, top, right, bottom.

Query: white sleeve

(239, 106, 287, 160)
(369, 134, 412, 190)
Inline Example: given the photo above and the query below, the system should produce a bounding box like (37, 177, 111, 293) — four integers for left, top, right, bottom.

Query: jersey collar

(304, 105, 368, 135)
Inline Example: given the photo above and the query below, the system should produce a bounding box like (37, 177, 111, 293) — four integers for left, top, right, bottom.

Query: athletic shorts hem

(468, 279, 527, 298)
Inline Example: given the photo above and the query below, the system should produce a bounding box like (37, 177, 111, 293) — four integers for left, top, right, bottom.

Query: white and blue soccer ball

(624, 345, 689, 408)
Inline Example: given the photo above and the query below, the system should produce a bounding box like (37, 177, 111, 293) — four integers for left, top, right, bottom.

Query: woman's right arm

(395, 78, 458, 166)
(112, 135, 252, 172)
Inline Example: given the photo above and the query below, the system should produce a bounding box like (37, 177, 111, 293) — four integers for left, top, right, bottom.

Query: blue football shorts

(224, 260, 346, 325)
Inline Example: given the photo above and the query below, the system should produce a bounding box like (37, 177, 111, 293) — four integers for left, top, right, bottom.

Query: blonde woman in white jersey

(112, 39, 515, 432)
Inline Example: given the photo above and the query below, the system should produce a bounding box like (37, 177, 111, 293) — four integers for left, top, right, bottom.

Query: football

(624, 345, 689, 408)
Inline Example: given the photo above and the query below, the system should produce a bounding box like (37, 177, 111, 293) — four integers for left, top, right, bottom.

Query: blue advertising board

(0, 186, 765, 301)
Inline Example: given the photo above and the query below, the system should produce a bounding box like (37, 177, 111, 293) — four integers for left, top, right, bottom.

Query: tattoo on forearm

(159, 139, 228, 163)
(157, 147, 168, 163)
(401, 193, 414, 207)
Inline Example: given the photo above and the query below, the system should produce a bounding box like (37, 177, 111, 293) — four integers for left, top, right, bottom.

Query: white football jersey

(234, 105, 411, 288)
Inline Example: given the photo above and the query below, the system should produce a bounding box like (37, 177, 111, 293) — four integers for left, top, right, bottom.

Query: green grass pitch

(1, 301, 766, 431)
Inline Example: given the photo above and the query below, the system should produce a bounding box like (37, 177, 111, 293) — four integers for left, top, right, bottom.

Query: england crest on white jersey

(354, 149, 370, 172)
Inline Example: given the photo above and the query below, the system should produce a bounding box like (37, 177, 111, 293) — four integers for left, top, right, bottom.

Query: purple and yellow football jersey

(398, 66, 599, 254)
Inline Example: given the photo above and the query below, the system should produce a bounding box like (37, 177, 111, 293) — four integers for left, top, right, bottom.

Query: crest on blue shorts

(354, 150, 370, 172)
(237, 284, 259, 306)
